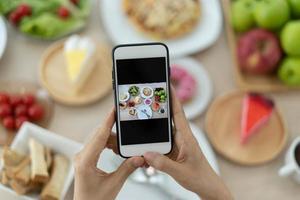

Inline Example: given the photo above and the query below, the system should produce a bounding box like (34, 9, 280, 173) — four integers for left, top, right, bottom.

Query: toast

(45, 147, 53, 170)
(2, 147, 26, 168)
(14, 160, 31, 185)
(10, 180, 41, 195)
(41, 154, 69, 200)
(29, 138, 49, 183)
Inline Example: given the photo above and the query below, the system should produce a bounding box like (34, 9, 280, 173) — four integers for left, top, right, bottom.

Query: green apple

(231, 0, 256, 32)
(254, 0, 290, 30)
(278, 57, 300, 86)
(288, 0, 300, 18)
(281, 21, 300, 56)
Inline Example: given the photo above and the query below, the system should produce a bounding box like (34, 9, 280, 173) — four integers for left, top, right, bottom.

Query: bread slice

(2, 147, 25, 168)
(10, 180, 41, 195)
(0, 170, 9, 185)
(45, 147, 53, 170)
(29, 138, 49, 183)
(5, 156, 30, 180)
(41, 154, 69, 200)
(14, 160, 31, 185)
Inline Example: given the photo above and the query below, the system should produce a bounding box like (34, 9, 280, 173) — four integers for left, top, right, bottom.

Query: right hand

(143, 90, 233, 200)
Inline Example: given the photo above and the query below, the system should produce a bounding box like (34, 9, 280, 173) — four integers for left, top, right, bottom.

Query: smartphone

(112, 43, 173, 158)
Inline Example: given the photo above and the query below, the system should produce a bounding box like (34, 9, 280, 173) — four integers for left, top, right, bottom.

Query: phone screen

(116, 57, 171, 145)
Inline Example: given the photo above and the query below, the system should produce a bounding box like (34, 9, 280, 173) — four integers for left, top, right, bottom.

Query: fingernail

(144, 152, 159, 160)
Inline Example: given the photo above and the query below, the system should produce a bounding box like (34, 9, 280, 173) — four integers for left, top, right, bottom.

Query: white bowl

(140, 87, 154, 99)
(0, 122, 83, 200)
(119, 91, 130, 102)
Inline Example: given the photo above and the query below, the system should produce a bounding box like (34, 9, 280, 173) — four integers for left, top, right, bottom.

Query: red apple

(237, 28, 282, 74)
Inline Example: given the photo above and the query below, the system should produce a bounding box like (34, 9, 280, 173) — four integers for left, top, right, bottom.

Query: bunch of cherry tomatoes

(0, 93, 44, 130)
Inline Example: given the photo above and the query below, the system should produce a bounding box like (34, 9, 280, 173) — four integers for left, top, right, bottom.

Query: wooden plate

(221, 0, 300, 92)
(0, 81, 53, 146)
(39, 41, 112, 106)
(205, 91, 287, 165)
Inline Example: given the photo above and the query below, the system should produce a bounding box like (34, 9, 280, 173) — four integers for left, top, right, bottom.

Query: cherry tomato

(0, 103, 12, 118)
(28, 104, 44, 121)
(14, 104, 27, 117)
(0, 93, 10, 104)
(10, 96, 23, 107)
(9, 11, 22, 25)
(3, 116, 15, 130)
(22, 94, 36, 106)
(58, 7, 70, 19)
(17, 4, 32, 16)
(15, 116, 28, 129)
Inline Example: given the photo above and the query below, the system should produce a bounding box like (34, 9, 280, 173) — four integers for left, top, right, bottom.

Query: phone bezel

(112, 43, 173, 158)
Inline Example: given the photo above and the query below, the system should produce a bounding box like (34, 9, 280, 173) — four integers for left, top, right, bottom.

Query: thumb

(144, 152, 178, 176)
(115, 157, 144, 181)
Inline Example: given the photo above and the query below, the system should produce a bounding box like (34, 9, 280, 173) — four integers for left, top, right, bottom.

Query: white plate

(140, 87, 154, 99)
(0, 123, 83, 200)
(99, 0, 222, 57)
(171, 57, 213, 119)
(119, 91, 130, 102)
(98, 123, 219, 200)
(136, 105, 152, 120)
(0, 17, 7, 59)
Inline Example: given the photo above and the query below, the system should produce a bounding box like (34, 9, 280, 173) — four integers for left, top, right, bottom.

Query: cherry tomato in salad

(58, 6, 70, 19)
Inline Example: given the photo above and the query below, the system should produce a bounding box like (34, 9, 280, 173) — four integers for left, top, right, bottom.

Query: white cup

(278, 137, 300, 183)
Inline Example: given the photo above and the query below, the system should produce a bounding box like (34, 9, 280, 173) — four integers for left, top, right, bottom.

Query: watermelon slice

(240, 93, 274, 144)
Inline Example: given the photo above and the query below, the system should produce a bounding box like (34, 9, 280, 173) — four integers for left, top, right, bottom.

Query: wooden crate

(221, 0, 300, 92)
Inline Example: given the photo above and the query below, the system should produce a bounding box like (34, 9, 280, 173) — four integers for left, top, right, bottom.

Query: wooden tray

(205, 91, 287, 165)
(222, 0, 300, 92)
(39, 41, 112, 106)
(0, 81, 53, 146)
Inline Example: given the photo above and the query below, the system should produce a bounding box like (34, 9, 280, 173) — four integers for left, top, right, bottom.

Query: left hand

(73, 108, 145, 200)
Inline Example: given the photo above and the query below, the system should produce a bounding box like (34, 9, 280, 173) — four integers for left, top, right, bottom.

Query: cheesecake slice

(64, 35, 97, 94)
(240, 93, 274, 144)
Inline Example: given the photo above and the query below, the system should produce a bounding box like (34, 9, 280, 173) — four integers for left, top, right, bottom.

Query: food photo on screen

(118, 83, 168, 121)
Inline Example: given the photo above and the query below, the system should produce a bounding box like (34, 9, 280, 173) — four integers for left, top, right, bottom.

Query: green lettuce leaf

(0, 0, 20, 15)
(19, 13, 85, 39)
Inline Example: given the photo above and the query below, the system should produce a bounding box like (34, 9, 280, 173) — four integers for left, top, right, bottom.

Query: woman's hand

(73, 109, 145, 200)
(143, 91, 233, 200)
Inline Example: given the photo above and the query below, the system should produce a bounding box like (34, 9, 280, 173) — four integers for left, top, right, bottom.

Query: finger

(106, 132, 119, 154)
(81, 108, 115, 165)
(113, 157, 144, 182)
(167, 130, 184, 161)
(171, 87, 193, 139)
(144, 152, 179, 178)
